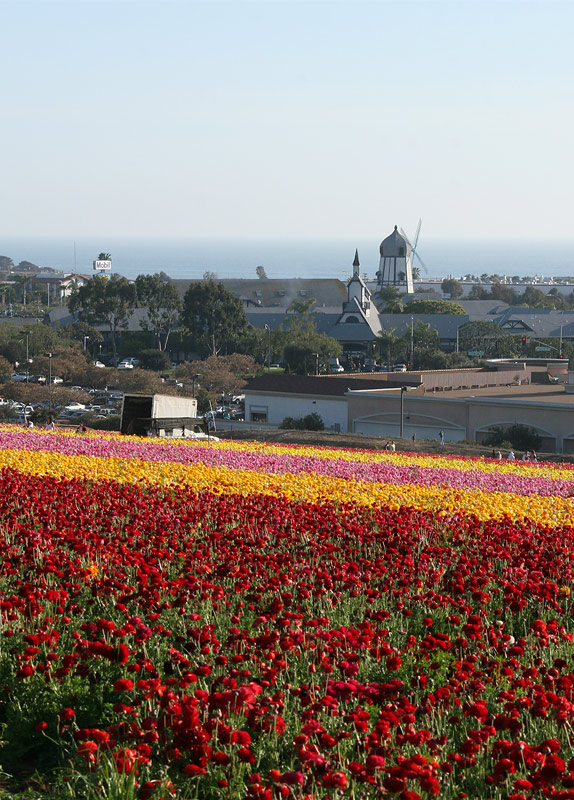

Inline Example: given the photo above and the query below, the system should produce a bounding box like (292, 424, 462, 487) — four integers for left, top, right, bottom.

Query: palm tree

(98, 252, 112, 261)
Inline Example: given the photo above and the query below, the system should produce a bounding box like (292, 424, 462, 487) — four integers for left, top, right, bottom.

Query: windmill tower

(376, 225, 414, 294)
(375, 220, 428, 294)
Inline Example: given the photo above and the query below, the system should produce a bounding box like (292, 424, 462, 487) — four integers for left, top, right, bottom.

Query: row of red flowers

(0, 466, 573, 798)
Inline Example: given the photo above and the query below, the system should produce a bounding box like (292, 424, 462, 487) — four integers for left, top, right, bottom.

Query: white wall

(246, 393, 348, 432)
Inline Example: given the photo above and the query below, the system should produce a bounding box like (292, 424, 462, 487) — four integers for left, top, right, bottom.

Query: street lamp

(192, 373, 202, 399)
(83, 335, 90, 351)
(312, 353, 319, 376)
(22, 330, 32, 382)
(400, 386, 408, 438)
(44, 353, 53, 409)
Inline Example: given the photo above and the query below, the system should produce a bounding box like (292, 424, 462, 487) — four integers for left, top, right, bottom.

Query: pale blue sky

(2, 0, 573, 240)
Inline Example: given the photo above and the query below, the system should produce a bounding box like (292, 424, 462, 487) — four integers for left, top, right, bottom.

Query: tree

(281, 299, 341, 374)
(0, 283, 15, 307)
(64, 320, 103, 352)
(458, 321, 519, 358)
(279, 412, 324, 431)
(520, 286, 546, 307)
(13, 275, 30, 306)
(116, 369, 168, 395)
(469, 284, 490, 300)
(403, 299, 466, 315)
(135, 273, 182, 351)
(176, 355, 257, 397)
(181, 276, 250, 357)
(484, 424, 541, 452)
(256, 265, 268, 279)
(68, 275, 137, 361)
(374, 285, 404, 313)
(405, 321, 442, 369)
(0, 256, 13, 271)
(0, 355, 11, 383)
(490, 282, 518, 305)
(33, 346, 90, 385)
(138, 349, 172, 371)
(376, 328, 400, 366)
(441, 278, 464, 300)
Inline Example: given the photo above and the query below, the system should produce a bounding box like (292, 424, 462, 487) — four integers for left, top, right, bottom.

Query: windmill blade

(412, 218, 422, 250)
(414, 250, 429, 274)
(399, 227, 413, 249)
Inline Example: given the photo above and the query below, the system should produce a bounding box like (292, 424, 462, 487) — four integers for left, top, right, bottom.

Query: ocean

(2, 237, 574, 283)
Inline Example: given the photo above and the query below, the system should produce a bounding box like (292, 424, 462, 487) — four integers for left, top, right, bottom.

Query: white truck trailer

(120, 393, 200, 437)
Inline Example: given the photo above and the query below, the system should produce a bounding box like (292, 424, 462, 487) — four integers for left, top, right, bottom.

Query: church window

(345, 315, 360, 323)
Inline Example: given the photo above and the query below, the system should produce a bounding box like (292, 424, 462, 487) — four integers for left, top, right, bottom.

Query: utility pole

(400, 386, 407, 438)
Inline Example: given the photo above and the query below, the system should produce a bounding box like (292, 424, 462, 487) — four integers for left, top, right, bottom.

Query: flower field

(1, 428, 574, 799)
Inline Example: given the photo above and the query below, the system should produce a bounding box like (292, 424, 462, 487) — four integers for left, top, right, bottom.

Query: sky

(2, 0, 573, 241)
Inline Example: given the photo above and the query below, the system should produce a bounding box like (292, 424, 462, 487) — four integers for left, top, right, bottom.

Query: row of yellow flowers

(1, 445, 572, 528)
(9, 426, 572, 481)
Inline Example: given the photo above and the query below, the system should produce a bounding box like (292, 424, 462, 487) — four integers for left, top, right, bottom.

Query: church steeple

(347, 249, 371, 314)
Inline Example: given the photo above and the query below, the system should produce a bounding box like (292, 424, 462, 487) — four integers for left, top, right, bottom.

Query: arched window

(345, 315, 360, 323)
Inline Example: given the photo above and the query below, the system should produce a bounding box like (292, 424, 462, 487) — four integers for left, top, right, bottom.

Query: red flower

(113, 678, 134, 692)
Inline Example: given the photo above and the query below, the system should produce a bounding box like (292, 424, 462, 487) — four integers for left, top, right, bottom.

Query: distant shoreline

(2, 237, 574, 284)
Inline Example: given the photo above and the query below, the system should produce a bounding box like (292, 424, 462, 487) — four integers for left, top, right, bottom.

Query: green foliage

(483, 423, 542, 452)
(441, 278, 464, 299)
(182, 277, 249, 357)
(63, 320, 103, 349)
(68, 275, 137, 359)
(176, 354, 255, 397)
(374, 285, 404, 312)
(135, 273, 182, 351)
(138, 349, 171, 371)
(0, 405, 16, 421)
(404, 299, 466, 315)
(279, 412, 324, 431)
(280, 301, 341, 374)
(84, 414, 121, 431)
(0, 355, 11, 383)
(458, 321, 520, 358)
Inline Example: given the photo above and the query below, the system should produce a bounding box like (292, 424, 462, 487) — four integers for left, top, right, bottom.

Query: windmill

(400, 219, 428, 279)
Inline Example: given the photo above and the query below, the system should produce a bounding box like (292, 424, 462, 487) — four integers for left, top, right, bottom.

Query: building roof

(457, 300, 510, 319)
(379, 226, 410, 258)
(246, 373, 418, 397)
(496, 308, 574, 338)
(378, 314, 470, 338)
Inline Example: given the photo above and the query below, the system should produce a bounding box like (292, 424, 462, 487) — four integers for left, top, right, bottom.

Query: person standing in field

(439, 430, 444, 446)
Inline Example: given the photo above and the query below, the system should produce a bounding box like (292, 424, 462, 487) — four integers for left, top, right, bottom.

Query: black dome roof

(380, 225, 410, 258)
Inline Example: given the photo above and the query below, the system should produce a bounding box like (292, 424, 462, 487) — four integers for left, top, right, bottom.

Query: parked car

(11, 373, 28, 382)
(225, 408, 244, 421)
(50, 376, 64, 384)
(65, 403, 86, 412)
(118, 361, 134, 370)
(393, 363, 407, 372)
(93, 360, 106, 368)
